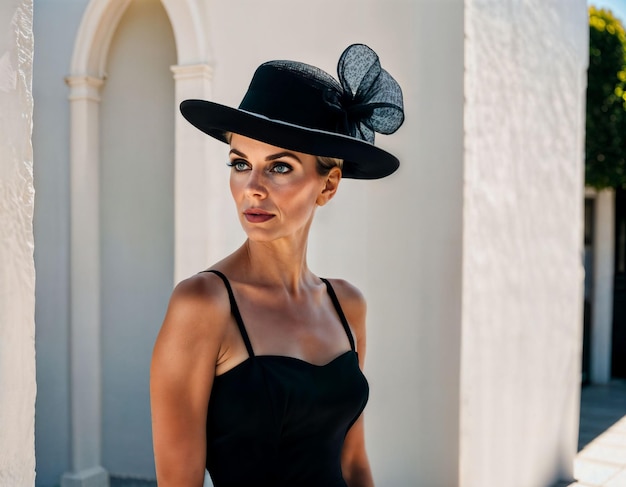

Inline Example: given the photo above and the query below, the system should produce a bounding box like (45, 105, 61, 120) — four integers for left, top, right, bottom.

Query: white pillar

(591, 189, 615, 384)
(62, 75, 109, 487)
(171, 64, 228, 283)
(461, 0, 588, 485)
(0, 1, 36, 485)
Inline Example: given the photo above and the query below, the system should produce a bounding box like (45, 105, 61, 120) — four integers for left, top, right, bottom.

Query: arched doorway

(62, 0, 217, 484)
(99, 0, 175, 478)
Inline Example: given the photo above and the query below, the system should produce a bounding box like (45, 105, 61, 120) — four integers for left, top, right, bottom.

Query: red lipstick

(243, 208, 275, 223)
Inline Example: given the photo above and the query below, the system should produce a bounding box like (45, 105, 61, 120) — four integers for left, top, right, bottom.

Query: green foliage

(586, 6, 626, 189)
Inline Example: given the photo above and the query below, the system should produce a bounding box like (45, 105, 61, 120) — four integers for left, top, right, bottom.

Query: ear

(316, 167, 341, 206)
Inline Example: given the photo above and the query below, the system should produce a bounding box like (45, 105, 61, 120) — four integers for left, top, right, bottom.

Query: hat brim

(180, 99, 399, 179)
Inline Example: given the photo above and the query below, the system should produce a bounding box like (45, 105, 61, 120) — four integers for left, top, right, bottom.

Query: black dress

(203, 270, 369, 487)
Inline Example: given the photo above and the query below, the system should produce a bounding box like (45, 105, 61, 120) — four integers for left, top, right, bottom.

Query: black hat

(180, 44, 404, 179)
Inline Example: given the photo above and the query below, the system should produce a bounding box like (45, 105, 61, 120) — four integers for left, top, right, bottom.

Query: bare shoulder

(155, 271, 231, 350)
(325, 278, 365, 305)
(169, 271, 230, 316)
(325, 278, 367, 331)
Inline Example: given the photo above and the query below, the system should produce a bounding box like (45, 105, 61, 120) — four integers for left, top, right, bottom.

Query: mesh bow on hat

(326, 44, 404, 144)
(181, 44, 405, 179)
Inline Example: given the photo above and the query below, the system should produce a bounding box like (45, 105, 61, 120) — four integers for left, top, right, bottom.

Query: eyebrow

(229, 148, 302, 164)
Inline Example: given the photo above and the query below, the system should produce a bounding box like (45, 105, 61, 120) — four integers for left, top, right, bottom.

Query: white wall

(207, 1, 465, 484)
(99, 0, 175, 477)
(33, 1, 91, 484)
(0, 0, 36, 485)
(461, 1, 588, 485)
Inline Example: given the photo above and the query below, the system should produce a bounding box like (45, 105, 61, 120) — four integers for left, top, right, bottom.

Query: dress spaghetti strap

(320, 278, 356, 352)
(202, 270, 255, 358)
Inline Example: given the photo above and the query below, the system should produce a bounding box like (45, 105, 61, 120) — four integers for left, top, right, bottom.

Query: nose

(244, 168, 268, 199)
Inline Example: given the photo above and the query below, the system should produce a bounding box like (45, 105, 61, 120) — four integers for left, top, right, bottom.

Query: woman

(150, 44, 404, 487)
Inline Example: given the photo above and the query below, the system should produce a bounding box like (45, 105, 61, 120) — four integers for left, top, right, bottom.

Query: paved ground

(567, 380, 626, 487)
(109, 477, 156, 487)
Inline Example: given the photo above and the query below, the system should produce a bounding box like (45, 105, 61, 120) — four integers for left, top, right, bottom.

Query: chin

(241, 226, 280, 242)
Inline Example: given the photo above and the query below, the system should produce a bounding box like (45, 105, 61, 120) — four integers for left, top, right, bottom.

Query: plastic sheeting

(0, 0, 36, 485)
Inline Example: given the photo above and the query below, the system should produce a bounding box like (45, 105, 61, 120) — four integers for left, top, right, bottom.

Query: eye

(227, 159, 249, 172)
(270, 162, 292, 174)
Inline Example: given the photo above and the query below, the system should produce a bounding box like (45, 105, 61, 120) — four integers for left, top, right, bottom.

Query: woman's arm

(150, 274, 230, 487)
(333, 279, 375, 487)
(342, 415, 374, 487)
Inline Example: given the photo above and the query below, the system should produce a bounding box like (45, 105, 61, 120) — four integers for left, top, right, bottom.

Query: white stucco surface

(0, 0, 36, 486)
(461, 1, 588, 486)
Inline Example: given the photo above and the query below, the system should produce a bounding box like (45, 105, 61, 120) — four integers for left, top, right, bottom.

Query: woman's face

(228, 134, 338, 243)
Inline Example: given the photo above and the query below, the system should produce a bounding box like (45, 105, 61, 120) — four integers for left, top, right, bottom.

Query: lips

(243, 208, 275, 223)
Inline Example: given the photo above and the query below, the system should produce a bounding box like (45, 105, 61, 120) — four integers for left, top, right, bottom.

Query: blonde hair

(316, 156, 343, 176)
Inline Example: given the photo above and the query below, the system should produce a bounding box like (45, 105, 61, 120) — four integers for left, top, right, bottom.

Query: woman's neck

(235, 237, 316, 295)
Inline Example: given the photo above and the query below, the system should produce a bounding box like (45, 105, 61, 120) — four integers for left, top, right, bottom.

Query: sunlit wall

(461, 1, 588, 485)
(0, 0, 36, 486)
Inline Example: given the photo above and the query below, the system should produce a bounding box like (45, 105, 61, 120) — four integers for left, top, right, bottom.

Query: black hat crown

(181, 44, 404, 179)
